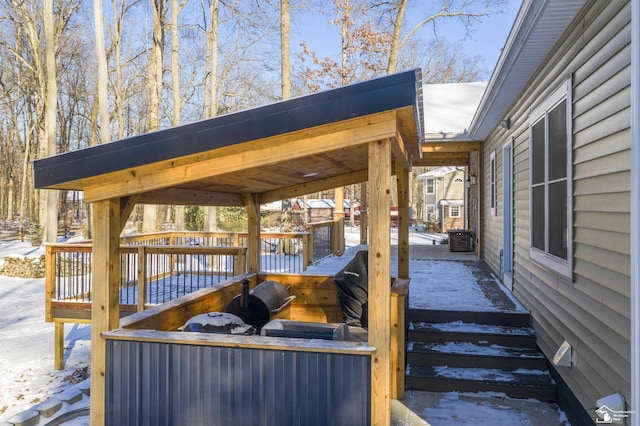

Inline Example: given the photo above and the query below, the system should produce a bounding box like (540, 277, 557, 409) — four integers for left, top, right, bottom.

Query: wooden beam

(54, 323, 64, 371)
(359, 182, 368, 244)
(396, 161, 409, 279)
(83, 112, 398, 203)
(413, 157, 470, 167)
(90, 198, 121, 426)
(243, 193, 260, 273)
(413, 152, 470, 166)
(421, 141, 482, 153)
(333, 186, 345, 255)
(137, 188, 244, 206)
(391, 130, 411, 171)
(119, 195, 139, 231)
(260, 169, 368, 205)
(368, 139, 391, 425)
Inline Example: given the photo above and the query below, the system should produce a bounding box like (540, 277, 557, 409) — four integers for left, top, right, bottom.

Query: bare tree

(171, 0, 187, 230)
(382, 0, 506, 74)
(94, 0, 111, 143)
(142, 0, 168, 233)
(280, 0, 290, 100)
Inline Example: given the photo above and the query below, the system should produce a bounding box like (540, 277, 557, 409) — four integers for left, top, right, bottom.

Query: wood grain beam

(260, 169, 368, 204)
(421, 141, 481, 153)
(137, 188, 244, 206)
(413, 152, 470, 167)
(119, 195, 140, 231)
(243, 193, 260, 273)
(90, 198, 121, 425)
(368, 138, 391, 425)
(83, 112, 398, 203)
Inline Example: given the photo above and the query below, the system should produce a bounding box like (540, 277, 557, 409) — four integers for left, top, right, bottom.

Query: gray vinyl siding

(481, 0, 631, 412)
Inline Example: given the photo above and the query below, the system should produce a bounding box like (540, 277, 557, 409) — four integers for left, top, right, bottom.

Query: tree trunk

(42, 0, 59, 244)
(144, 0, 167, 233)
(280, 0, 290, 100)
(94, 0, 111, 143)
(204, 0, 219, 232)
(386, 0, 407, 74)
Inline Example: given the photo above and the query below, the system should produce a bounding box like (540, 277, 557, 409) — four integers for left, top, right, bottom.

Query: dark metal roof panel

(34, 70, 423, 189)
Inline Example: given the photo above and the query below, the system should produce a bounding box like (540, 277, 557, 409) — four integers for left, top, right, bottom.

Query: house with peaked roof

(440, 0, 638, 424)
(292, 198, 356, 223)
(417, 166, 466, 232)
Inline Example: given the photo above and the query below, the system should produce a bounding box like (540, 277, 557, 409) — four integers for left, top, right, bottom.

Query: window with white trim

(490, 151, 497, 215)
(426, 204, 436, 216)
(529, 79, 572, 278)
(450, 206, 460, 218)
(425, 177, 435, 195)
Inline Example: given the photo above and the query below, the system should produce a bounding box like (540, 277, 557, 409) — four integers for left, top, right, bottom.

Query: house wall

(482, 0, 631, 415)
(442, 205, 464, 232)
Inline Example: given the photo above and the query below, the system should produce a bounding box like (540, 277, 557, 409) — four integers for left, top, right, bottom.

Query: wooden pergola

(34, 70, 425, 425)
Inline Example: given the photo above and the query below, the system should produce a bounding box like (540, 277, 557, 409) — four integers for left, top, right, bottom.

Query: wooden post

(333, 186, 345, 255)
(137, 246, 146, 312)
(45, 245, 66, 370)
(90, 198, 121, 426)
(54, 322, 64, 371)
(397, 161, 410, 279)
(304, 227, 314, 268)
(359, 182, 368, 244)
(234, 248, 247, 275)
(391, 278, 409, 400)
(243, 194, 260, 273)
(368, 139, 392, 425)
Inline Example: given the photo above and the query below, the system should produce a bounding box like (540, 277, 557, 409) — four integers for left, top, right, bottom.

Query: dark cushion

(334, 251, 368, 327)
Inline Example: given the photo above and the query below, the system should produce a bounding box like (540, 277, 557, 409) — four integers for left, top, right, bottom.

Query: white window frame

(425, 204, 436, 216)
(450, 205, 461, 218)
(425, 177, 435, 195)
(490, 150, 497, 215)
(528, 78, 573, 278)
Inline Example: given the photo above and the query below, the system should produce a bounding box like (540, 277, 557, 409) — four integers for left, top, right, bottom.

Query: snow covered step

(405, 365, 556, 402)
(409, 320, 537, 348)
(407, 341, 549, 371)
(409, 308, 531, 327)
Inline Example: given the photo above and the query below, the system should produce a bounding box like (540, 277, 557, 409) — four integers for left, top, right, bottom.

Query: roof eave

(468, 0, 587, 141)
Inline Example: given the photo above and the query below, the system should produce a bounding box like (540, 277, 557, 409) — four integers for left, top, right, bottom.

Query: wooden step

(408, 308, 531, 327)
(409, 321, 537, 348)
(407, 341, 549, 371)
(405, 364, 556, 402)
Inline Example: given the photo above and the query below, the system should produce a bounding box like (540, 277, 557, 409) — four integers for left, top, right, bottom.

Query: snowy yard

(0, 229, 568, 424)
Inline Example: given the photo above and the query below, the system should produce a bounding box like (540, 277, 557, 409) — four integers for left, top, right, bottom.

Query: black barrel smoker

(225, 279, 295, 332)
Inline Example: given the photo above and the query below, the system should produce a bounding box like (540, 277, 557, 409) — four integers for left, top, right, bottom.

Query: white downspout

(631, 0, 639, 423)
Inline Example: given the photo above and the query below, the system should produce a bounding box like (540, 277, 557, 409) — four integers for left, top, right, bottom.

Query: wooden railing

(45, 243, 248, 320)
(46, 226, 344, 369)
(306, 220, 335, 262)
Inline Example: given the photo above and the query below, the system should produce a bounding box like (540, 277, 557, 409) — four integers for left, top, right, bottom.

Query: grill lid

(182, 312, 255, 335)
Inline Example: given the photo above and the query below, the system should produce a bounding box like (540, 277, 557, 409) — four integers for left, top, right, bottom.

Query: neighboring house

(449, 0, 636, 424)
(292, 199, 355, 223)
(418, 166, 466, 232)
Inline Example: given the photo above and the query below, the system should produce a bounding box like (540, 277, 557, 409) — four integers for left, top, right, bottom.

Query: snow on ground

(393, 390, 571, 425)
(0, 239, 92, 421)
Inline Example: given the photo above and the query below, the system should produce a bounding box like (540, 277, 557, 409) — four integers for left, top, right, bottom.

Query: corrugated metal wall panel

(481, 0, 631, 413)
(106, 339, 371, 426)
